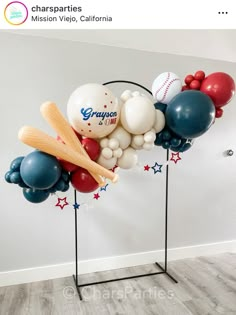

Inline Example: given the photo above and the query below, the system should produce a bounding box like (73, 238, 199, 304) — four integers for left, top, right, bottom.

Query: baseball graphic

(152, 72, 182, 104)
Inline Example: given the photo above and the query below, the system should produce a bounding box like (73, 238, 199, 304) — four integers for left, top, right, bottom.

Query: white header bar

(0, 0, 235, 29)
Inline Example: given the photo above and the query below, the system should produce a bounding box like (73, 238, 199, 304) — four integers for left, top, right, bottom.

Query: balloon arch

(5, 71, 235, 204)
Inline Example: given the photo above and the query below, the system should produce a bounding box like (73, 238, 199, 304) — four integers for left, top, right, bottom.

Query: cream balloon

(97, 155, 117, 170)
(108, 126, 131, 150)
(144, 130, 156, 143)
(113, 148, 123, 158)
(120, 95, 155, 135)
(102, 147, 113, 159)
(132, 134, 144, 147)
(67, 83, 120, 138)
(108, 138, 119, 150)
(100, 138, 109, 148)
(117, 147, 138, 169)
(143, 142, 154, 151)
(153, 110, 165, 133)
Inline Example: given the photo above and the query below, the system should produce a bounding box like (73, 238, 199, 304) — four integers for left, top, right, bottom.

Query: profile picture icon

(4, 1, 28, 25)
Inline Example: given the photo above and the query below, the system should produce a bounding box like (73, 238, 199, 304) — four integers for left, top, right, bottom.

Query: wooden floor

(0, 253, 236, 315)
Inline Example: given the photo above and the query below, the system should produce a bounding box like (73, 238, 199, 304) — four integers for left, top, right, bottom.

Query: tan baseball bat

(18, 126, 119, 183)
(40, 102, 105, 187)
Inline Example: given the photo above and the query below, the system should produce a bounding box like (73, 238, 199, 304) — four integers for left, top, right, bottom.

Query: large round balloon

(67, 83, 120, 138)
(20, 151, 62, 190)
(23, 188, 50, 203)
(166, 90, 215, 138)
(200, 72, 235, 108)
(71, 168, 99, 193)
(120, 95, 155, 135)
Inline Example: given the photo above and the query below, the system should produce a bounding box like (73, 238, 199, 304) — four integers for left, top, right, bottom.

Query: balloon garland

(4, 71, 235, 204)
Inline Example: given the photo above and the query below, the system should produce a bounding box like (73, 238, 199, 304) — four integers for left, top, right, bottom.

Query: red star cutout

(170, 152, 182, 164)
(111, 165, 118, 172)
(94, 193, 100, 200)
(55, 197, 69, 210)
(144, 165, 150, 171)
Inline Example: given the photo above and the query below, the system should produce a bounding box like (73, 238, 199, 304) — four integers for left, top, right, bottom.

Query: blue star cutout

(151, 162, 163, 174)
(100, 184, 109, 192)
(73, 203, 80, 210)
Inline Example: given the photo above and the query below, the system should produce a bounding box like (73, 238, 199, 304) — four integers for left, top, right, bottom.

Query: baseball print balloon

(67, 83, 120, 138)
(152, 72, 182, 104)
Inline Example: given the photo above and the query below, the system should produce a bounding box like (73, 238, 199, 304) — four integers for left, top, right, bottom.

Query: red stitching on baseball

(160, 78, 180, 103)
(154, 72, 170, 99)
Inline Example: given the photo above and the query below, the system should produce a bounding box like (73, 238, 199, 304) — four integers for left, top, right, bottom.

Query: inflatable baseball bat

(40, 102, 105, 187)
(18, 126, 119, 183)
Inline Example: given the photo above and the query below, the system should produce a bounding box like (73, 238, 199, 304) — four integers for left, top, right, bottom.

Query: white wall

(0, 32, 236, 279)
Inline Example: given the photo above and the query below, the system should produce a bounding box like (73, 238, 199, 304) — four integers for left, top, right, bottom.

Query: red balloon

(71, 168, 99, 193)
(82, 138, 100, 161)
(185, 75, 194, 85)
(190, 80, 201, 90)
(194, 70, 205, 81)
(182, 85, 190, 91)
(215, 108, 223, 118)
(200, 72, 235, 108)
(57, 158, 78, 172)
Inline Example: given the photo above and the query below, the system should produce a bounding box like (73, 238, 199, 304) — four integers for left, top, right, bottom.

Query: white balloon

(120, 90, 132, 102)
(97, 155, 117, 170)
(153, 110, 165, 133)
(100, 138, 109, 148)
(102, 147, 113, 159)
(117, 147, 138, 169)
(109, 126, 131, 150)
(132, 91, 140, 97)
(132, 134, 144, 146)
(144, 130, 156, 143)
(152, 72, 182, 104)
(143, 142, 155, 151)
(108, 138, 119, 150)
(67, 83, 120, 138)
(120, 95, 155, 135)
(113, 148, 123, 158)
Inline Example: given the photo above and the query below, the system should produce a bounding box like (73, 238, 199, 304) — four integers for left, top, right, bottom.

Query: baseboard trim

(1, 240, 235, 287)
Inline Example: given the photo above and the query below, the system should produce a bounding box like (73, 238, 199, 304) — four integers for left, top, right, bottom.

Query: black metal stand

(72, 81, 178, 301)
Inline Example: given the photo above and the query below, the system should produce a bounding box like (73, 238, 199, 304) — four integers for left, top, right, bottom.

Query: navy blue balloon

(166, 90, 215, 138)
(10, 172, 22, 184)
(23, 188, 50, 203)
(10, 156, 24, 171)
(20, 151, 61, 190)
(5, 171, 12, 183)
(171, 139, 194, 152)
(154, 102, 167, 113)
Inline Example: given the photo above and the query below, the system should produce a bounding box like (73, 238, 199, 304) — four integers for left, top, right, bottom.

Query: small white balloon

(132, 134, 144, 146)
(100, 138, 109, 148)
(132, 91, 141, 97)
(117, 147, 138, 169)
(130, 141, 142, 150)
(97, 155, 117, 170)
(152, 72, 182, 104)
(153, 110, 165, 133)
(113, 148, 123, 158)
(143, 142, 155, 151)
(120, 90, 132, 102)
(120, 95, 155, 135)
(109, 126, 131, 150)
(108, 138, 119, 150)
(102, 147, 113, 159)
(144, 130, 156, 143)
